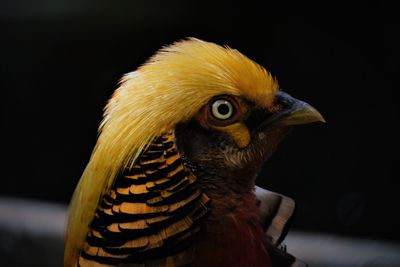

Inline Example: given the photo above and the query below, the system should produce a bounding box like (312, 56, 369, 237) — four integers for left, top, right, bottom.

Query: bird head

(98, 38, 324, 193)
(175, 90, 324, 199)
(65, 38, 324, 265)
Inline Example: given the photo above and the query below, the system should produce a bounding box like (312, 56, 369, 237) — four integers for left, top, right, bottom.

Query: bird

(64, 38, 324, 267)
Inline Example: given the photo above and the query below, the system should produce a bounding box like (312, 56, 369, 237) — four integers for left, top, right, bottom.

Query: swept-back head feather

(64, 38, 278, 266)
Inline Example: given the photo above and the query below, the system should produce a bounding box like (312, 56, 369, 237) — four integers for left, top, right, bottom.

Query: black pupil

(217, 103, 230, 115)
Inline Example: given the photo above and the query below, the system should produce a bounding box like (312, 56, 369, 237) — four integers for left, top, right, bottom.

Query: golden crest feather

(64, 38, 278, 266)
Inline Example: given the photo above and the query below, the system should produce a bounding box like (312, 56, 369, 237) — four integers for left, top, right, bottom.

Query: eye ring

(200, 95, 243, 127)
(211, 99, 234, 120)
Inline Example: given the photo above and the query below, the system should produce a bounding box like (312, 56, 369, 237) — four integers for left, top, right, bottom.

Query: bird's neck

(197, 178, 259, 217)
(193, 191, 272, 267)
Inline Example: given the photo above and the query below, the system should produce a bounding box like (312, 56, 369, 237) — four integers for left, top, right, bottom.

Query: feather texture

(75, 132, 210, 266)
(193, 192, 272, 267)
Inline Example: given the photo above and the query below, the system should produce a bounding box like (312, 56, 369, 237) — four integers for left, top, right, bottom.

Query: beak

(268, 91, 325, 126)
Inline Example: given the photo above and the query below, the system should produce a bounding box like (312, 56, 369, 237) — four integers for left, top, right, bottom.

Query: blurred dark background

(1, 0, 399, 243)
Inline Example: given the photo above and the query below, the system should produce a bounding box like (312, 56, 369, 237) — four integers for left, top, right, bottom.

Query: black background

(1, 1, 398, 241)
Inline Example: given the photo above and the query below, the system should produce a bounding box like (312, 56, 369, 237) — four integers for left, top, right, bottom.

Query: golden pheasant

(64, 38, 324, 267)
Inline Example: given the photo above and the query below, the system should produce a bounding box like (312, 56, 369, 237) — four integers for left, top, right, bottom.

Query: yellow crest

(64, 38, 278, 266)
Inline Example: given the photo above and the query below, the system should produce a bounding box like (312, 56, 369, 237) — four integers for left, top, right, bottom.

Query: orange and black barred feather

(77, 132, 211, 266)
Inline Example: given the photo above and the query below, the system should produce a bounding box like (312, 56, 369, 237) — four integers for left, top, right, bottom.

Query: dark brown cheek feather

(175, 97, 291, 215)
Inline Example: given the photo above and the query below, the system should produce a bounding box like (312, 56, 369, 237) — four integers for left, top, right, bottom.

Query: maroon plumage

(193, 193, 272, 267)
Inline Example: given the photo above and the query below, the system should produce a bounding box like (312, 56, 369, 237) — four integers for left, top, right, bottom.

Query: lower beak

(269, 91, 325, 126)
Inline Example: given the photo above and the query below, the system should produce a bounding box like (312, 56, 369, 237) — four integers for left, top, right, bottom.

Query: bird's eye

(211, 99, 234, 120)
(201, 95, 242, 127)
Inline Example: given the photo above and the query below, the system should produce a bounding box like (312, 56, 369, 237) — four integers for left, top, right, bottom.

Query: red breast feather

(194, 193, 272, 267)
